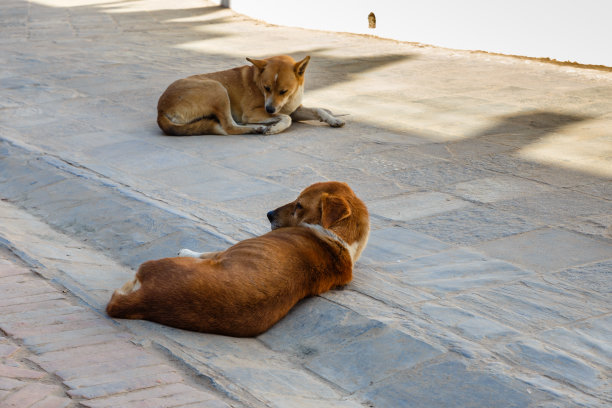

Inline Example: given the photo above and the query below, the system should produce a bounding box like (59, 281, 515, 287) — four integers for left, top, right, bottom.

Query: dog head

(267, 182, 370, 261)
(247, 55, 309, 114)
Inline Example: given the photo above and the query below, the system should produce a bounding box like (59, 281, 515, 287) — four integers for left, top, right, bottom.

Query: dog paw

(251, 125, 268, 134)
(328, 117, 345, 128)
(178, 248, 199, 257)
(263, 115, 291, 135)
(264, 124, 285, 135)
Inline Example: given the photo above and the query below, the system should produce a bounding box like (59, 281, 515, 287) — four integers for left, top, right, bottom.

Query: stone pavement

(1, 0, 611, 407)
(0, 250, 231, 408)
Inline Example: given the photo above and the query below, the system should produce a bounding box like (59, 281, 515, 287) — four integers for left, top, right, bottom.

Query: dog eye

(279, 89, 287, 95)
(295, 203, 303, 210)
(264, 86, 271, 92)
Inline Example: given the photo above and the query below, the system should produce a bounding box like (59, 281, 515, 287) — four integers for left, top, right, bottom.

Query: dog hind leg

(158, 80, 268, 135)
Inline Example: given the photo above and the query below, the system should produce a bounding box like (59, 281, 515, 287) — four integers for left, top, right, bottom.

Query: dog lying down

(106, 182, 370, 337)
(157, 55, 346, 136)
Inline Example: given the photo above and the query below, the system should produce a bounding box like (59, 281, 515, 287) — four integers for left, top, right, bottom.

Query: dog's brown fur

(106, 182, 369, 337)
(156, 55, 345, 136)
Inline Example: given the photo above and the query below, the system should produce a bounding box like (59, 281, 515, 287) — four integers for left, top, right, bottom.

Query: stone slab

(500, 339, 610, 395)
(418, 303, 519, 340)
(0, 145, 230, 270)
(220, 149, 316, 176)
(455, 279, 610, 332)
(475, 228, 612, 273)
(473, 153, 603, 188)
(385, 248, 533, 296)
(362, 359, 546, 408)
(445, 175, 556, 203)
(361, 226, 450, 264)
(391, 160, 494, 189)
(305, 327, 444, 393)
(349, 267, 437, 306)
(259, 297, 386, 357)
(537, 317, 612, 368)
(368, 192, 472, 221)
(490, 190, 612, 226)
(404, 206, 541, 246)
(552, 260, 612, 298)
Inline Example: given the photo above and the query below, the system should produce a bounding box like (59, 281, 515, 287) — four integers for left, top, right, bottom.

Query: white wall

(221, 0, 612, 67)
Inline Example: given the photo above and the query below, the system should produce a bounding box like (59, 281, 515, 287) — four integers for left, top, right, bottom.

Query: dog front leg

(263, 114, 292, 134)
(243, 110, 292, 135)
(291, 106, 345, 128)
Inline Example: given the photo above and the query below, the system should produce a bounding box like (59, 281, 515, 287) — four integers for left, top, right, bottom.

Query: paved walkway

(0, 250, 231, 408)
(1, 0, 611, 407)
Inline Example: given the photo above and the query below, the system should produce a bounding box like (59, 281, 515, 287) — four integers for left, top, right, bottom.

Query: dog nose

(267, 210, 275, 222)
(265, 105, 276, 114)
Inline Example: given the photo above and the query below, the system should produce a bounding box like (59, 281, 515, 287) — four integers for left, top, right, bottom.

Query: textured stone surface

(305, 327, 443, 393)
(361, 359, 541, 408)
(490, 189, 612, 226)
(361, 226, 450, 264)
(475, 228, 612, 272)
(391, 160, 494, 189)
(404, 206, 541, 246)
(455, 279, 610, 332)
(368, 192, 472, 221)
(0, 256, 230, 408)
(501, 339, 610, 395)
(385, 249, 533, 296)
(444, 175, 556, 203)
(537, 316, 612, 366)
(0, 0, 610, 406)
(259, 297, 385, 356)
(552, 260, 612, 297)
(417, 303, 519, 340)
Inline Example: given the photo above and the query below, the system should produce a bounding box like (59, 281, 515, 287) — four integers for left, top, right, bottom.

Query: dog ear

(294, 56, 310, 77)
(247, 57, 267, 71)
(321, 193, 351, 229)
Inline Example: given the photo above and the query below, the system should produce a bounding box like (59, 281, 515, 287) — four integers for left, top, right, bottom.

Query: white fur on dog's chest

(281, 86, 304, 114)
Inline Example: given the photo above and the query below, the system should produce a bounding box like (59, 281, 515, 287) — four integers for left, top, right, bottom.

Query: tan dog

(106, 182, 369, 337)
(156, 55, 345, 136)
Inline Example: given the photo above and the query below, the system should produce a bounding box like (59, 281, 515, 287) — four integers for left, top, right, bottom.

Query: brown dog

(157, 55, 345, 136)
(106, 182, 369, 337)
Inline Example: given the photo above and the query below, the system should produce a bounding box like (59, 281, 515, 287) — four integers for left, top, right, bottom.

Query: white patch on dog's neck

(347, 240, 360, 262)
(300, 223, 356, 263)
(281, 85, 303, 114)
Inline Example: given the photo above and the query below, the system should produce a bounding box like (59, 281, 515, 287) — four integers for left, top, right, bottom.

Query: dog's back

(106, 227, 353, 337)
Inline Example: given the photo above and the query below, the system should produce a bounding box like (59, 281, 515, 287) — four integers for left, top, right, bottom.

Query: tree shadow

(471, 111, 591, 147)
(87, 3, 415, 90)
(299, 51, 415, 91)
(11, 0, 608, 182)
